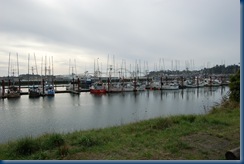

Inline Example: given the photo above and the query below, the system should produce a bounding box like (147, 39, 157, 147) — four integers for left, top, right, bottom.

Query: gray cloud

(0, 0, 240, 76)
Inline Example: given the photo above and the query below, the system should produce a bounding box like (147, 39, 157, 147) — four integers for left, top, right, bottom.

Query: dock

(20, 89, 90, 95)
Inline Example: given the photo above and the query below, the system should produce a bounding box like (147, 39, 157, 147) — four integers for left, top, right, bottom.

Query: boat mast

(8, 52, 10, 78)
(94, 59, 95, 77)
(16, 53, 19, 77)
(106, 54, 109, 76)
(52, 56, 54, 76)
(52, 56, 54, 85)
(34, 53, 38, 75)
(41, 56, 43, 77)
(28, 53, 30, 87)
(45, 56, 47, 77)
(74, 59, 77, 75)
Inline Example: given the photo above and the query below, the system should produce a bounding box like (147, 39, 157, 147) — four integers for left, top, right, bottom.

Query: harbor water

(0, 86, 229, 143)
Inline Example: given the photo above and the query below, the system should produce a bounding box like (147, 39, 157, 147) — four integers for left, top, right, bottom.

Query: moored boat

(44, 83, 55, 96)
(204, 78, 221, 87)
(161, 81, 179, 90)
(105, 82, 122, 93)
(29, 85, 41, 98)
(121, 82, 134, 92)
(90, 82, 106, 94)
(7, 85, 21, 98)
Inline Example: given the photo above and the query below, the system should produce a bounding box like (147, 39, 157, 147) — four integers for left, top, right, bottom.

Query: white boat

(184, 77, 205, 88)
(184, 79, 197, 88)
(121, 82, 135, 92)
(44, 83, 55, 96)
(161, 81, 179, 90)
(204, 78, 221, 87)
(147, 81, 161, 90)
(136, 82, 146, 91)
(105, 82, 122, 93)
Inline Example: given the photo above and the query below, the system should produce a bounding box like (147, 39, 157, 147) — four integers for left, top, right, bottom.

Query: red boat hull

(90, 89, 106, 94)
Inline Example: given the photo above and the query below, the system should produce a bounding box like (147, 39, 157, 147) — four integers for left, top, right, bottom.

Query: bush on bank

(229, 69, 240, 102)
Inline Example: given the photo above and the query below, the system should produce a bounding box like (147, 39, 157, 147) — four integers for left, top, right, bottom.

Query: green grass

(0, 100, 240, 160)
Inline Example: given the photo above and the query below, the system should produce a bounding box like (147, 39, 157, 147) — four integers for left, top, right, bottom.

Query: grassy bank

(0, 100, 240, 160)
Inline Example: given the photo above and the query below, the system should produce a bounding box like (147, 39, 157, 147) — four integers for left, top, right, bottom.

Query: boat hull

(90, 89, 106, 94)
(29, 91, 41, 98)
(7, 93, 20, 98)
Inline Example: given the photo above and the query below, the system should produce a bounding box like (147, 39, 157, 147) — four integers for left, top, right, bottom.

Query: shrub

(78, 135, 99, 147)
(11, 137, 40, 156)
(42, 134, 65, 150)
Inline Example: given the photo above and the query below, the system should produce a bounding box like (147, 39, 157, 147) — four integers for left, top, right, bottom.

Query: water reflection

(0, 86, 229, 143)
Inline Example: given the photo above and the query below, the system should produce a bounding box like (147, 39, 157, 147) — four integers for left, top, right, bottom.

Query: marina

(0, 85, 229, 144)
(0, 73, 231, 98)
(0, 52, 237, 145)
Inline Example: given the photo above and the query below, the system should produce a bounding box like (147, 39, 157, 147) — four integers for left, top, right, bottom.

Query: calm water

(0, 86, 229, 143)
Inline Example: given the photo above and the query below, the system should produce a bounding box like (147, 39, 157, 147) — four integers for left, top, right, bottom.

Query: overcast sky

(0, 0, 240, 76)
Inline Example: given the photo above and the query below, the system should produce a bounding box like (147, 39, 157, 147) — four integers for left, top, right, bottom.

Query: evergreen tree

(229, 69, 240, 102)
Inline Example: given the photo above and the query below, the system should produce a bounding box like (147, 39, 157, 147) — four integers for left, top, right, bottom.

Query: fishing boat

(90, 82, 106, 94)
(44, 82, 55, 96)
(121, 82, 134, 92)
(7, 85, 21, 98)
(7, 53, 21, 98)
(204, 78, 221, 87)
(105, 82, 122, 93)
(39, 56, 55, 96)
(136, 82, 146, 91)
(29, 85, 41, 98)
(28, 53, 41, 98)
(147, 81, 161, 90)
(184, 79, 198, 88)
(161, 81, 179, 90)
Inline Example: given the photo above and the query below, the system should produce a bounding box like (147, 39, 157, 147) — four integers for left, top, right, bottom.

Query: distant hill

(148, 64, 240, 77)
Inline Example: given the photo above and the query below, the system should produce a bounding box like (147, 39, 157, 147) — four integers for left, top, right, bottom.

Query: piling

(18, 79, 21, 93)
(42, 79, 45, 96)
(122, 77, 124, 92)
(77, 78, 80, 91)
(197, 76, 199, 87)
(181, 76, 184, 88)
(133, 77, 136, 92)
(160, 76, 163, 90)
(72, 78, 75, 91)
(2, 80, 5, 97)
(107, 78, 110, 92)
(210, 76, 212, 87)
